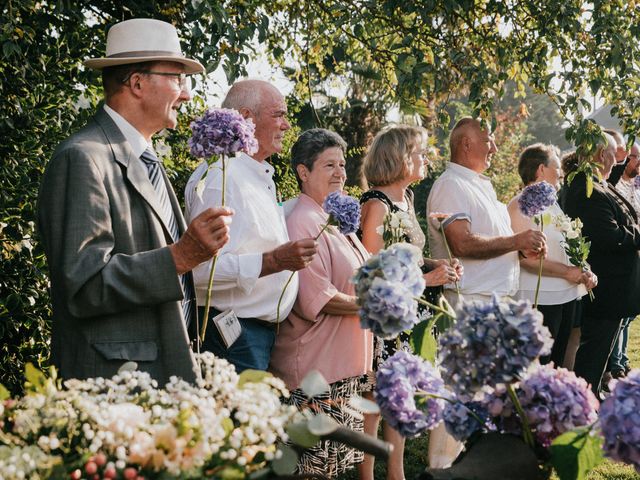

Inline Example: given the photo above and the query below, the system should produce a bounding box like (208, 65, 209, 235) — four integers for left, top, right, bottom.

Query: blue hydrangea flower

(516, 364, 599, 447)
(322, 191, 361, 235)
(375, 351, 449, 437)
(599, 369, 640, 472)
(443, 401, 494, 442)
(189, 108, 259, 158)
(438, 295, 553, 401)
(353, 243, 425, 338)
(358, 277, 421, 338)
(517, 181, 557, 218)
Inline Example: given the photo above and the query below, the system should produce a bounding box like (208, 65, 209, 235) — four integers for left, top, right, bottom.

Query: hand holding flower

(424, 263, 459, 287)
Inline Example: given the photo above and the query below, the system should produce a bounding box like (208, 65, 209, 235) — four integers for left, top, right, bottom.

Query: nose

(489, 140, 498, 155)
(282, 117, 291, 130)
(179, 86, 191, 102)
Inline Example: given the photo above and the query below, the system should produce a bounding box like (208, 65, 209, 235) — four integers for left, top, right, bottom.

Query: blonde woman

(357, 125, 462, 479)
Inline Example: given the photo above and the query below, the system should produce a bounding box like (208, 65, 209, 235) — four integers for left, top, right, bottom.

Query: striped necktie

(140, 148, 195, 331)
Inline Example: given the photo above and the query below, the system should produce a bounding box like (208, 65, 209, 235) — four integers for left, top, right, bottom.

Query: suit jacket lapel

(94, 109, 176, 241)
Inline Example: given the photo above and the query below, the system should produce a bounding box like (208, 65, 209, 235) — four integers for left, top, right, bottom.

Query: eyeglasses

(135, 71, 190, 90)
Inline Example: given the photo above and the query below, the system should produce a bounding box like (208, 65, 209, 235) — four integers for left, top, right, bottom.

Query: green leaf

(286, 421, 321, 448)
(219, 466, 245, 479)
(24, 362, 47, 393)
(117, 361, 138, 373)
(586, 176, 593, 198)
(549, 427, 604, 480)
(300, 370, 330, 398)
(271, 445, 298, 476)
(307, 413, 339, 436)
(221, 417, 234, 436)
(409, 318, 438, 362)
(0, 383, 10, 401)
(238, 369, 272, 387)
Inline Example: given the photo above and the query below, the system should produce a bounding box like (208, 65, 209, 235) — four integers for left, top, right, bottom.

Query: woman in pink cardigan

(269, 129, 374, 478)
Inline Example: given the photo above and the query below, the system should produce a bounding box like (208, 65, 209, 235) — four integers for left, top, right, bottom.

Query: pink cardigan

(269, 193, 374, 389)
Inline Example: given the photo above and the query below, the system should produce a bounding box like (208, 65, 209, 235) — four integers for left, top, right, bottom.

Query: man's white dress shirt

(185, 152, 298, 321)
(427, 162, 519, 297)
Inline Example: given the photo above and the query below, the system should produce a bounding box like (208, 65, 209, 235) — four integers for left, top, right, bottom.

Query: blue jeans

(199, 307, 276, 372)
(608, 316, 632, 372)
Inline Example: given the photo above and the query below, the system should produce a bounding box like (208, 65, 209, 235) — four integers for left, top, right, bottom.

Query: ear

(296, 164, 309, 182)
(127, 72, 145, 98)
(238, 106, 252, 120)
(536, 163, 545, 179)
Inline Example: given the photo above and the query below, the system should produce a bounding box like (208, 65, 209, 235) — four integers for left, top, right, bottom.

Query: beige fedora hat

(84, 18, 204, 74)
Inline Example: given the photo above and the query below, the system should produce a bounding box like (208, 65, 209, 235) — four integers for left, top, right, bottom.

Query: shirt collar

(103, 105, 150, 159)
(447, 161, 491, 181)
(237, 152, 275, 177)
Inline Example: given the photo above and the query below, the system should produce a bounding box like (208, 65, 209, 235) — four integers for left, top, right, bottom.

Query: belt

(199, 307, 277, 331)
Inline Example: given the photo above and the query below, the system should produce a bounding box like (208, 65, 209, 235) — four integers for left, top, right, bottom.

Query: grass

(337, 320, 640, 480)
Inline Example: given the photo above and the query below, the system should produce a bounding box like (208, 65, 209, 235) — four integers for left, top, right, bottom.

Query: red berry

(70, 470, 82, 480)
(85, 461, 98, 475)
(123, 468, 138, 480)
(103, 467, 117, 479)
(94, 453, 107, 466)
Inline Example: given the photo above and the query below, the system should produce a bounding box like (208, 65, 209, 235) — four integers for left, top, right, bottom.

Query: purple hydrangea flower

(443, 401, 494, 442)
(518, 181, 557, 218)
(322, 191, 361, 235)
(357, 277, 421, 338)
(375, 351, 449, 437)
(634, 176, 640, 189)
(188, 108, 259, 158)
(353, 243, 426, 338)
(599, 369, 640, 472)
(438, 295, 553, 401)
(517, 364, 599, 447)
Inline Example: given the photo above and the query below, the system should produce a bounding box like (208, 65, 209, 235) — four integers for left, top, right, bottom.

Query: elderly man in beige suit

(37, 19, 231, 384)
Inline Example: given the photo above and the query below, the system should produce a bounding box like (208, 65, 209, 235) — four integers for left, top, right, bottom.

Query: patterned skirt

(285, 375, 365, 478)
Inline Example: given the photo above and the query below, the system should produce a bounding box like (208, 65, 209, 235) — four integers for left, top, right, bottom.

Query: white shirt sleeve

(185, 164, 263, 294)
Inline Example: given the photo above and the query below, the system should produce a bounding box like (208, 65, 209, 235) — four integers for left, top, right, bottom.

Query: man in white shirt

(427, 117, 546, 305)
(185, 80, 318, 372)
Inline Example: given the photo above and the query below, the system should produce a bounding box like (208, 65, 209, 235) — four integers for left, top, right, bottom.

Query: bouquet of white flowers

(0, 354, 298, 479)
(553, 213, 594, 300)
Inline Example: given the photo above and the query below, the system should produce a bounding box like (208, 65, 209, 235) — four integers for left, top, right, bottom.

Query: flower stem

(200, 155, 226, 344)
(533, 214, 544, 309)
(506, 384, 535, 449)
(440, 224, 460, 297)
(275, 221, 331, 333)
(415, 297, 454, 318)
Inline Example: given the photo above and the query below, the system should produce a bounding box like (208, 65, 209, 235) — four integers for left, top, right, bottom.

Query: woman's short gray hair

(291, 128, 347, 187)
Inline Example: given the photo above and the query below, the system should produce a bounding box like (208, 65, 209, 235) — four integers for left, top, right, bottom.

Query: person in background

(185, 80, 317, 373)
(357, 124, 462, 480)
(37, 19, 232, 384)
(605, 142, 640, 381)
(507, 143, 596, 366)
(561, 133, 640, 398)
(427, 117, 546, 308)
(269, 129, 374, 478)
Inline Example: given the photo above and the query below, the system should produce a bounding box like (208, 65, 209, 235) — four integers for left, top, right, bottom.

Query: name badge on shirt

(213, 309, 242, 348)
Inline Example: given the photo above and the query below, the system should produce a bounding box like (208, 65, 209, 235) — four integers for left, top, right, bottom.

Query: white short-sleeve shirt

(426, 162, 519, 297)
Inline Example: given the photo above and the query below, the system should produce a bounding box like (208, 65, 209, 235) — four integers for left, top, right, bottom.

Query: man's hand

(580, 270, 598, 290)
(261, 238, 318, 276)
(170, 207, 233, 275)
(424, 263, 459, 287)
(516, 229, 547, 259)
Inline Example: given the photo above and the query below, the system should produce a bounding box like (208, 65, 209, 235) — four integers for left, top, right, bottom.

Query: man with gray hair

(562, 132, 640, 397)
(185, 80, 317, 372)
(38, 19, 232, 384)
